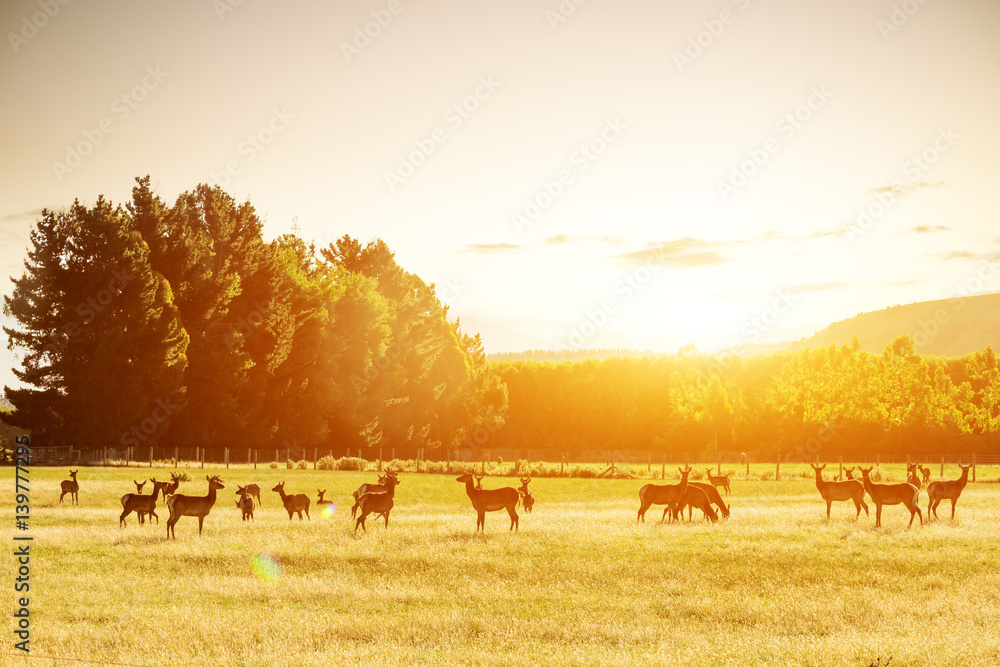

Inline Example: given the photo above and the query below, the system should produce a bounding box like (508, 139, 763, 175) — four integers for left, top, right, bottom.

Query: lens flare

(252, 553, 281, 583)
(320, 502, 337, 520)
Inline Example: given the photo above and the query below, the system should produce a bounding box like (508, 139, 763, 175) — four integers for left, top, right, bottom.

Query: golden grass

(4, 465, 999, 666)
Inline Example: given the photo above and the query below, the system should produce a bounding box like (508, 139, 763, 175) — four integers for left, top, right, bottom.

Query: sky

(2, 0, 999, 390)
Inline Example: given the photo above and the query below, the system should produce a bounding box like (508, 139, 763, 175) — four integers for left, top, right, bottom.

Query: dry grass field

(4, 464, 1000, 666)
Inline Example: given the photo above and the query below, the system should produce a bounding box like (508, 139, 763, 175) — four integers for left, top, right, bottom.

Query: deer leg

(875, 504, 882, 528)
(950, 499, 956, 519)
(637, 501, 650, 523)
(507, 504, 518, 531)
(826, 500, 832, 519)
(384, 510, 390, 529)
(305, 508, 310, 520)
(150, 510, 158, 524)
(198, 516, 205, 535)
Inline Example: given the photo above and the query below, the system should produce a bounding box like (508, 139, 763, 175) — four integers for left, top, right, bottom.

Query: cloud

(543, 233, 628, 246)
(866, 180, 945, 197)
(795, 282, 853, 293)
(911, 225, 950, 234)
(616, 237, 729, 267)
(936, 250, 1000, 262)
(461, 243, 523, 254)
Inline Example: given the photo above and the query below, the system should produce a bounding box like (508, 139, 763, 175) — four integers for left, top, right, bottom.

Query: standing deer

(272, 482, 310, 520)
(920, 465, 931, 487)
(518, 478, 534, 513)
(457, 471, 519, 531)
(859, 466, 922, 528)
(134, 480, 146, 494)
(120, 479, 169, 527)
(351, 474, 389, 519)
(844, 467, 857, 480)
(235, 485, 255, 521)
(475, 473, 484, 489)
(670, 485, 719, 523)
(927, 464, 972, 520)
(163, 472, 182, 497)
(243, 483, 262, 507)
(906, 463, 922, 488)
(669, 481, 730, 521)
(166, 475, 225, 539)
(811, 463, 869, 519)
(637, 466, 690, 522)
(704, 468, 732, 495)
(59, 470, 79, 505)
(354, 473, 401, 532)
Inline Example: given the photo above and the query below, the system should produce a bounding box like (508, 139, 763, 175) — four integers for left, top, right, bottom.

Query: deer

(844, 466, 857, 480)
(920, 465, 931, 487)
(59, 470, 79, 505)
(134, 480, 146, 494)
(811, 463, 869, 519)
(704, 468, 732, 495)
(272, 482, 310, 520)
(235, 485, 255, 521)
(457, 471, 519, 531)
(927, 464, 972, 520)
(163, 472, 182, 497)
(120, 479, 169, 527)
(637, 465, 691, 523)
(475, 473, 484, 489)
(670, 485, 719, 523)
(668, 481, 730, 521)
(351, 474, 389, 519)
(906, 463, 922, 489)
(354, 473, 401, 532)
(242, 483, 262, 507)
(316, 489, 335, 510)
(166, 475, 225, 539)
(517, 478, 534, 513)
(858, 466, 922, 528)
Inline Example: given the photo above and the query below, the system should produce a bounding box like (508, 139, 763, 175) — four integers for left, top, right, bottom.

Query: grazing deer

(859, 466, 922, 528)
(59, 470, 79, 505)
(637, 466, 691, 523)
(704, 468, 732, 495)
(457, 471, 519, 531)
(235, 485, 255, 521)
(351, 474, 389, 519)
(166, 475, 225, 539)
(670, 485, 719, 523)
(134, 479, 146, 493)
(927, 464, 972, 520)
(354, 473, 401, 532)
(517, 478, 534, 513)
(120, 479, 169, 527)
(844, 466, 857, 480)
(811, 464, 869, 519)
(163, 472, 182, 497)
(669, 481, 730, 521)
(272, 482, 310, 520)
(920, 465, 931, 487)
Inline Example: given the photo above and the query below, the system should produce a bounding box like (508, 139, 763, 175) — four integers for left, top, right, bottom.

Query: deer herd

(54, 460, 980, 538)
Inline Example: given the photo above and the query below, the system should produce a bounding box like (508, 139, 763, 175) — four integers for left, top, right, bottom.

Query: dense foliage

(489, 336, 1000, 460)
(2, 177, 506, 452)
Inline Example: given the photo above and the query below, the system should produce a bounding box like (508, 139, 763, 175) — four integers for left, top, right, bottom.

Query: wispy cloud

(543, 233, 629, 246)
(911, 224, 950, 234)
(867, 180, 945, 196)
(461, 243, 523, 254)
(936, 250, 1000, 262)
(617, 237, 730, 267)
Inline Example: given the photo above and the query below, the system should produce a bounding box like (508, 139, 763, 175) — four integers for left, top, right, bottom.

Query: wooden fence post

(661, 452, 666, 480)
(149, 447, 153, 468)
(776, 452, 781, 482)
(314, 447, 318, 470)
(838, 455, 842, 481)
(972, 452, 977, 482)
(941, 455, 944, 477)
(225, 447, 229, 469)
(254, 449, 257, 470)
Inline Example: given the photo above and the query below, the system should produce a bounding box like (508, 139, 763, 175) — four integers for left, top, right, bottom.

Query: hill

(787, 291, 1000, 356)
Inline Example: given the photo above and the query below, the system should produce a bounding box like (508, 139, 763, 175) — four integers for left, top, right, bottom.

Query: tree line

(2, 176, 506, 453)
(487, 336, 1000, 460)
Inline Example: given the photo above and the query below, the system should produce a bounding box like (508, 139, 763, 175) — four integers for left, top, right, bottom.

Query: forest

(3, 177, 998, 461)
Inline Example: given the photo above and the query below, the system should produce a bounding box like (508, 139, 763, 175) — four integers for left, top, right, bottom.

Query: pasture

(5, 464, 1000, 666)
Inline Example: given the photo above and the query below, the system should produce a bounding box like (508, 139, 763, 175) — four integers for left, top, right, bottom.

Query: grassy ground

(3, 464, 999, 666)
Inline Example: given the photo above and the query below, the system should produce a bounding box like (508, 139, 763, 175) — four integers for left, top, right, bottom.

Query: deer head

(207, 475, 225, 490)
